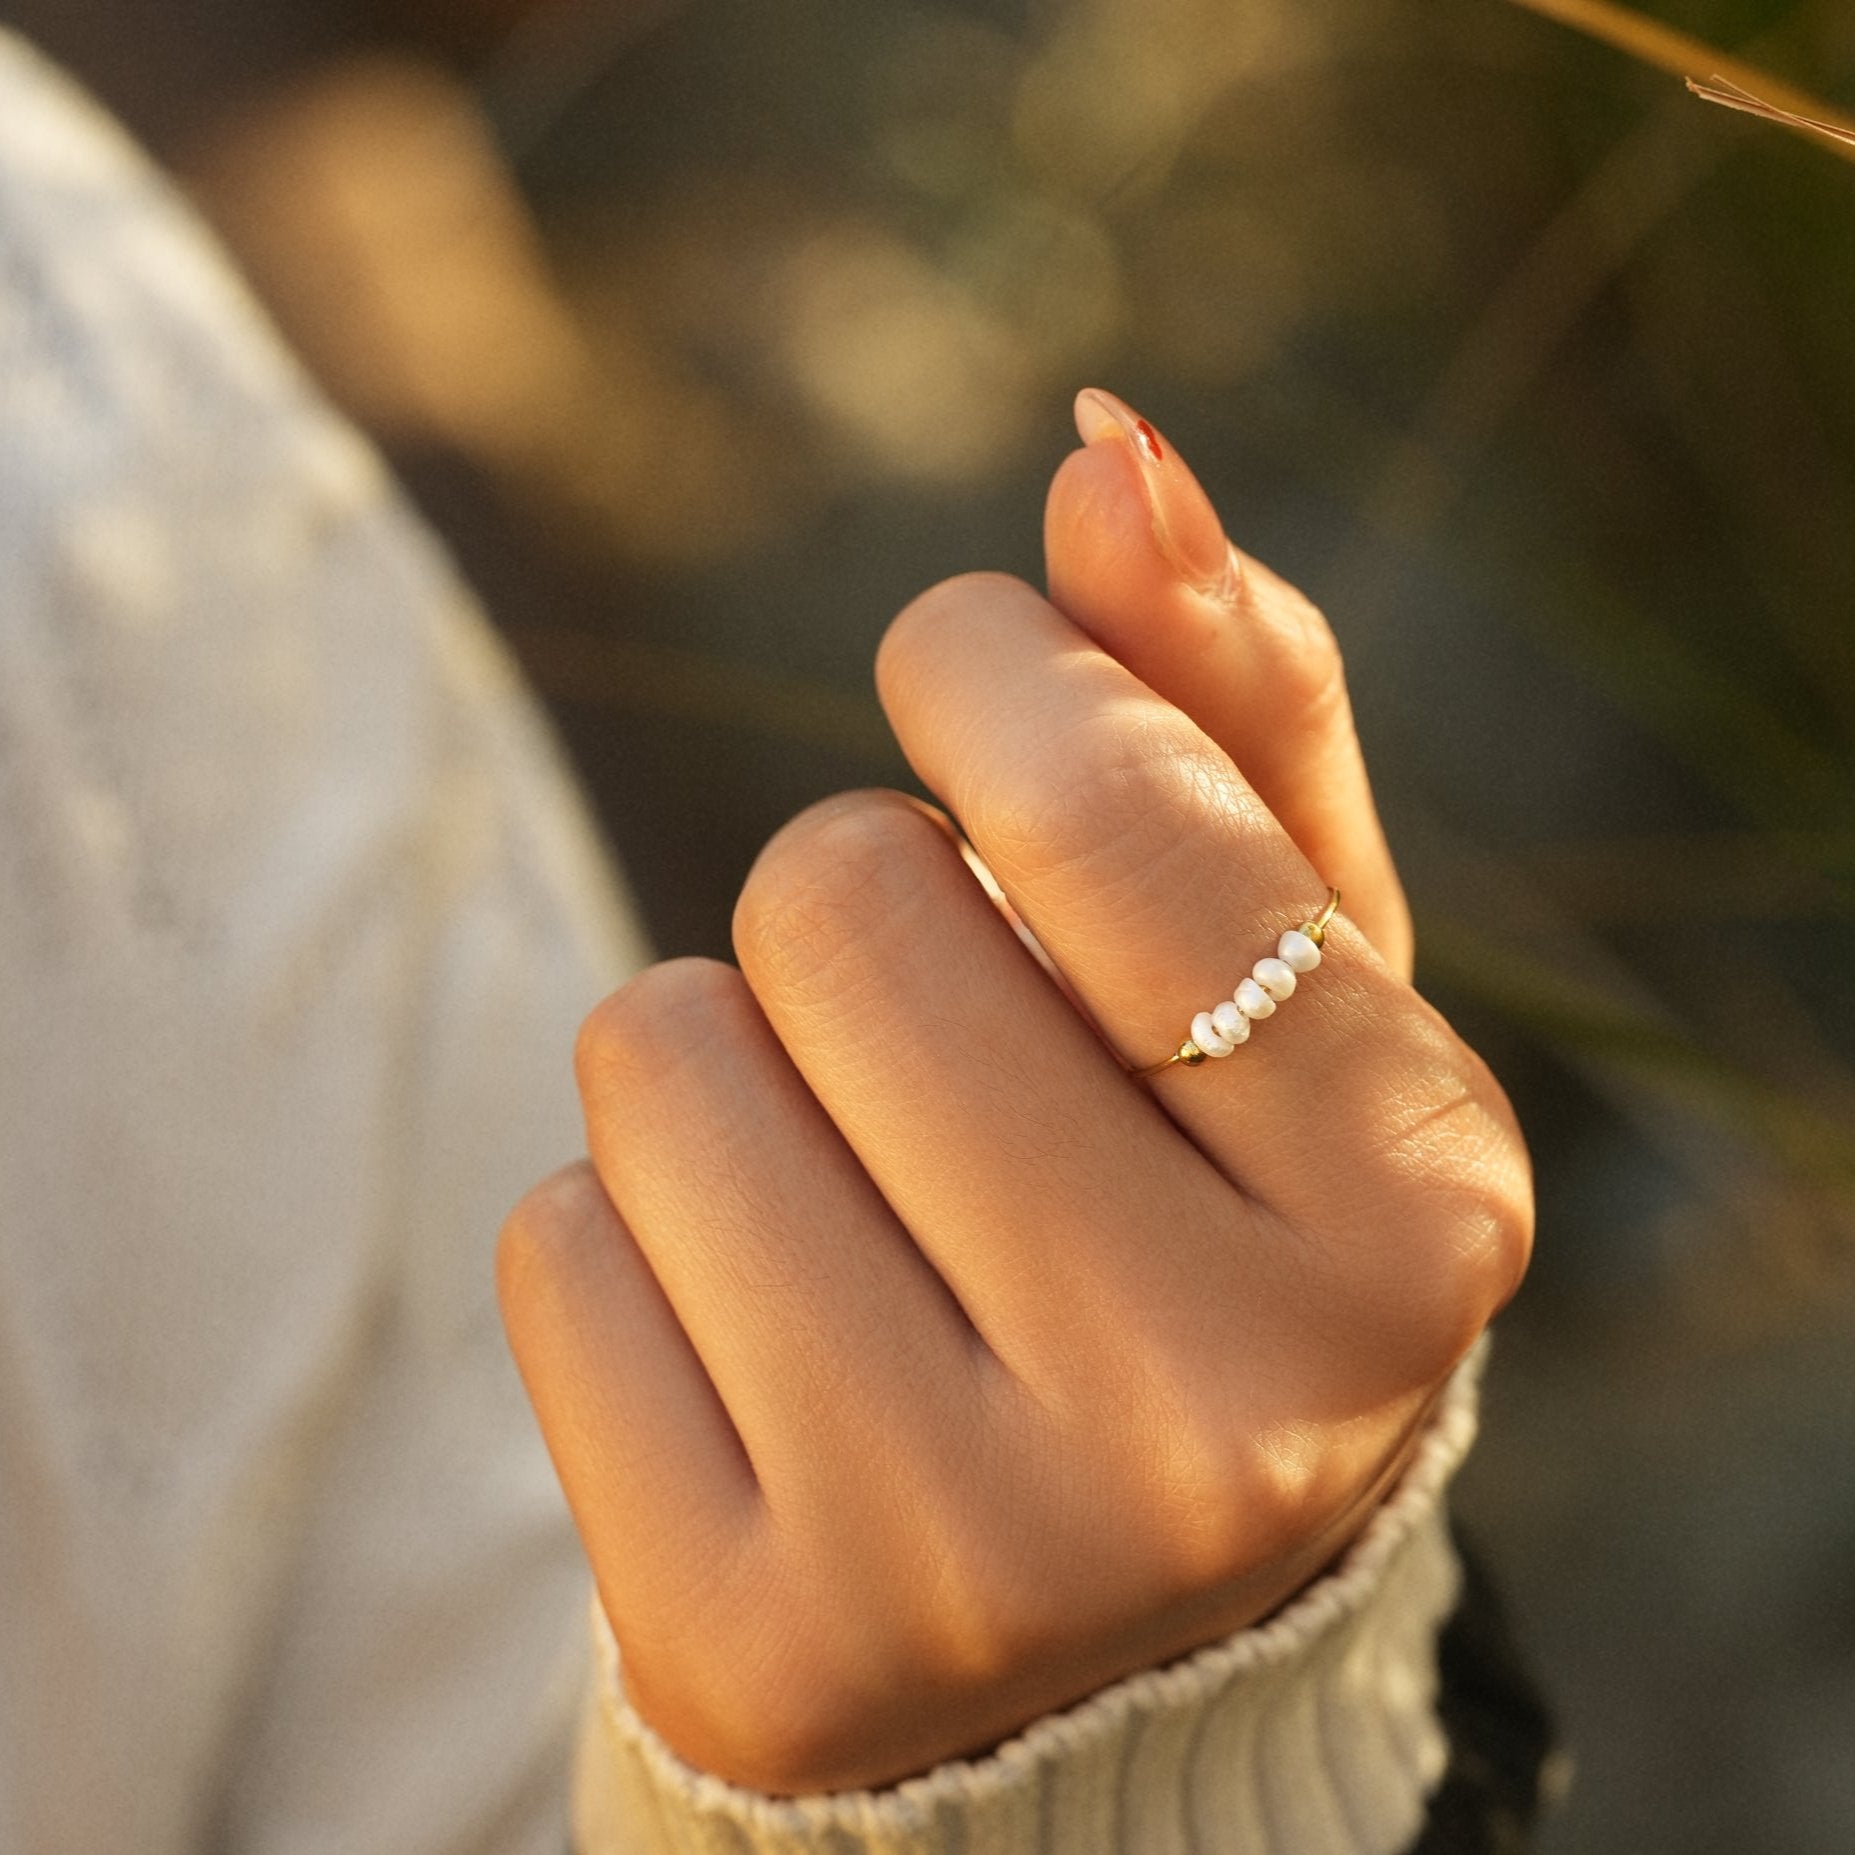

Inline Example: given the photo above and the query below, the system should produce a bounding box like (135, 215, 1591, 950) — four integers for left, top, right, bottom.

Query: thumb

(1044, 388, 1413, 980)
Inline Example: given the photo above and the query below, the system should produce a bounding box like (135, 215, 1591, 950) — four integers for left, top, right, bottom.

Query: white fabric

(0, 29, 1473, 1855)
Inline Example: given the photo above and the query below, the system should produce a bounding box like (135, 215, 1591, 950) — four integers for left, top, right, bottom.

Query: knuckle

(1282, 615, 1348, 730)
(1239, 567, 1350, 728)
(1361, 1064, 1536, 1368)
(494, 1159, 606, 1319)
(732, 790, 931, 999)
(992, 704, 1252, 901)
(573, 956, 748, 1101)
(1238, 1416, 1375, 1563)
(1445, 1125, 1536, 1329)
(875, 570, 1041, 709)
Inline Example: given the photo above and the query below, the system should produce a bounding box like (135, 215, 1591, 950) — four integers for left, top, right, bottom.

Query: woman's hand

(496, 390, 1533, 1797)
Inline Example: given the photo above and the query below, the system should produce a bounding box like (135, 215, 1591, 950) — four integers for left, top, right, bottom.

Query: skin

(496, 391, 1534, 1797)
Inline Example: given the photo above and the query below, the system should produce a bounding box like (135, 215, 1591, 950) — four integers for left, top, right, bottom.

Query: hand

(496, 389, 1533, 1797)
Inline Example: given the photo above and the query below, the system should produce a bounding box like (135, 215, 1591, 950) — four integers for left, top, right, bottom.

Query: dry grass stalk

(1687, 75, 1855, 153)
(1502, 0, 1855, 164)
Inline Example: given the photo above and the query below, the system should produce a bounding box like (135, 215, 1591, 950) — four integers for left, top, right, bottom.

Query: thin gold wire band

(1128, 888, 1341, 1081)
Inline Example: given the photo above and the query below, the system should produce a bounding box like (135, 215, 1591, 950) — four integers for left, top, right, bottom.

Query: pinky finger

(496, 1161, 759, 1644)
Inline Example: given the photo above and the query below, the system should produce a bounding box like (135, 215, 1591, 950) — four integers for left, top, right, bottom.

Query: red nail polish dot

(1134, 418, 1164, 463)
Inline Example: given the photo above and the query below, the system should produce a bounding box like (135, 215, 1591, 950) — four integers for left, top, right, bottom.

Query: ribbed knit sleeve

(572, 1347, 1483, 1855)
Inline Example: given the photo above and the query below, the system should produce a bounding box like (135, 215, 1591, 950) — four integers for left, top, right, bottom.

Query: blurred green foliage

(484, 24, 1855, 1826)
(490, 0, 1855, 1345)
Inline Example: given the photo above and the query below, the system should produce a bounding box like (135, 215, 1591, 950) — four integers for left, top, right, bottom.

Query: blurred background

(4, 0, 1851, 1844)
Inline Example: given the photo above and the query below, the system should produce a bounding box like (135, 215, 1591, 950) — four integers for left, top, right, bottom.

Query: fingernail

(1073, 387, 1238, 601)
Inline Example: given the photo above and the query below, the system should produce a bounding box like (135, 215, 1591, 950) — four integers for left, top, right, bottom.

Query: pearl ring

(1128, 889, 1341, 1081)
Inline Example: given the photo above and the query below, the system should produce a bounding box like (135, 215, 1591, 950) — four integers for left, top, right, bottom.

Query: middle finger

(876, 572, 1464, 1235)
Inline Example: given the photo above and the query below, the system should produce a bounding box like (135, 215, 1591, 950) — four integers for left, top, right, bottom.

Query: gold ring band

(1129, 888, 1341, 1081)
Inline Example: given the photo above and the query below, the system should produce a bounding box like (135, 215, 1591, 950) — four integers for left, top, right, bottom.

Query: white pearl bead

(1252, 956, 1297, 1002)
(1210, 999, 1251, 1045)
(1191, 1010, 1235, 1057)
(1278, 929, 1322, 973)
(1235, 977, 1276, 1018)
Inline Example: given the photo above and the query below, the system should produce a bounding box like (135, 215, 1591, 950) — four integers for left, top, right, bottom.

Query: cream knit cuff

(573, 1343, 1485, 1855)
